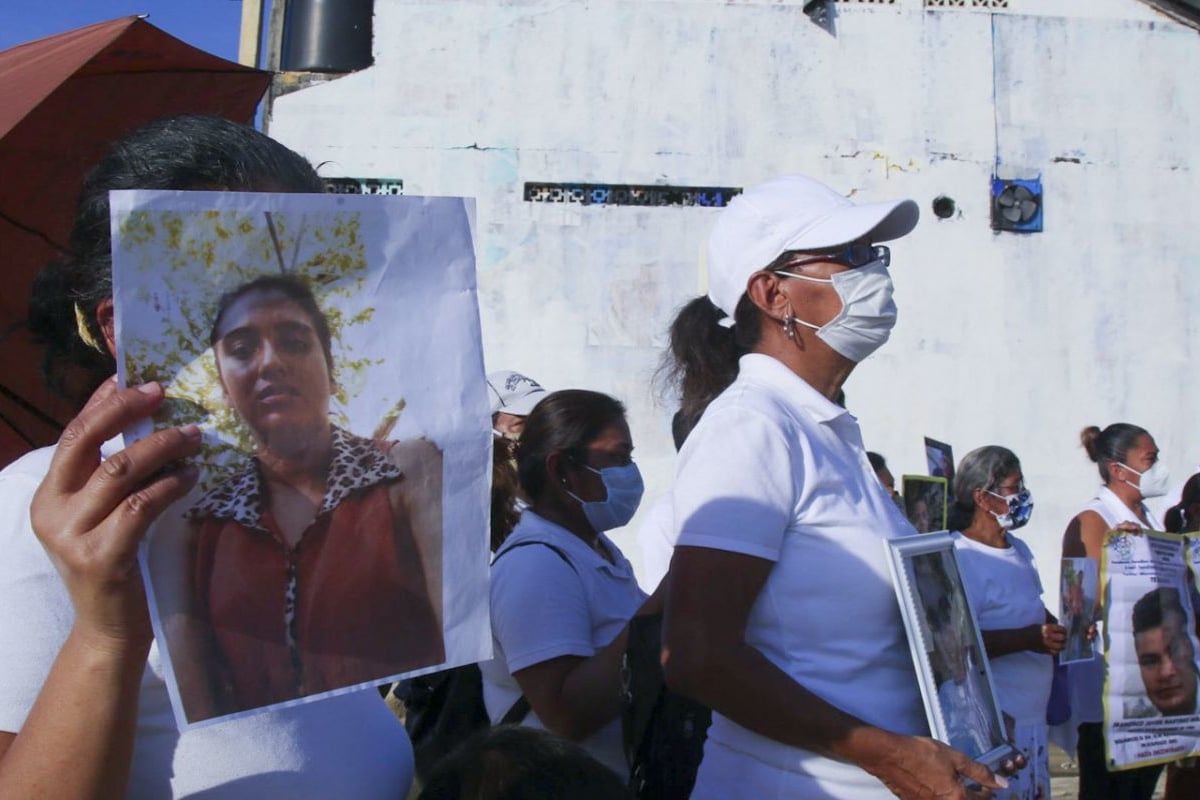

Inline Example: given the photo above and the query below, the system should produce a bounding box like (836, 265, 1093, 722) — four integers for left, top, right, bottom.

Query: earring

(782, 315, 795, 340)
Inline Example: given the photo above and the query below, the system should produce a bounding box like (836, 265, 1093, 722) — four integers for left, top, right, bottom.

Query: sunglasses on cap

(780, 243, 890, 271)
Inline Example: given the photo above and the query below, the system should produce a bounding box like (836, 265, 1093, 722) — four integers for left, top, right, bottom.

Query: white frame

(885, 531, 1011, 769)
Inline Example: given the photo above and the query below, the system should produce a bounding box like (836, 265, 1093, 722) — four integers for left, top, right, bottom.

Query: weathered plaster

(269, 0, 1200, 591)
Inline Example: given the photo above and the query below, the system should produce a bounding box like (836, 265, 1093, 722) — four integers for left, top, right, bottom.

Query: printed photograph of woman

(167, 275, 445, 721)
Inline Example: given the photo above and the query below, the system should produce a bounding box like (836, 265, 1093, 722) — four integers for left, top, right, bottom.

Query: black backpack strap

(500, 695, 531, 725)
(493, 539, 578, 572)
(489, 539, 576, 726)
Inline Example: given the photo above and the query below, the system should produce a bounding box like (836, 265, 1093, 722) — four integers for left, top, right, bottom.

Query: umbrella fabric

(0, 16, 272, 468)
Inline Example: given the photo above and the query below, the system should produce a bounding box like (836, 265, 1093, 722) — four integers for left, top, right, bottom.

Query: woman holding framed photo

(661, 175, 1014, 799)
(949, 445, 1064, 800)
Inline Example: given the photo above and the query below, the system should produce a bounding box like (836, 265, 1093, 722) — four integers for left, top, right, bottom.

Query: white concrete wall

(268, 0, 1200, 597)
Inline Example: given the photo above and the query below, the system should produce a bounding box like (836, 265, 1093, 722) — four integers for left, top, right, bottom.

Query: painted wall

(267, 0, 1200, 596)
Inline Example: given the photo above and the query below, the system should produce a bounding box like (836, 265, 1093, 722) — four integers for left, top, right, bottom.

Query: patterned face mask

(986, 488, 1034, 531)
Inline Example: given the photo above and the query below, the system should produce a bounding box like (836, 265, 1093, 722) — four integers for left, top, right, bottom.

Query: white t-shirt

(673, 354, 926, 798)
(952, 532, 1052, 723)
(634, 490, 674, 591)
(480, 511, 645, 775)
(0, 444, 413, 799)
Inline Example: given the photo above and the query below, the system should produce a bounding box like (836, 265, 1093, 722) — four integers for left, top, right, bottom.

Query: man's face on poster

(1135, 610, 1198, 716)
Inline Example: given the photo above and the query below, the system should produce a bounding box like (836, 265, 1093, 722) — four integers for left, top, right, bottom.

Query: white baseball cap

(706, 175, 919, 318)
(486, 370, 547, 416)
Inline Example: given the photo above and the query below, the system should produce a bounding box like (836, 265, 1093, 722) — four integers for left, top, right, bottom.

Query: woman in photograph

(0, 116, 416, 799)
(949, 446, 1065, 800)
(480, 389, 662, 775)
(1062, 423, 1167, 799)
(179, 274, 444, 718)
(660, 175, 1013, 798)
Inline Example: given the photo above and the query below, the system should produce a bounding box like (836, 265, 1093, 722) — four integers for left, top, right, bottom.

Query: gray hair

(947, 446, 1021, 531)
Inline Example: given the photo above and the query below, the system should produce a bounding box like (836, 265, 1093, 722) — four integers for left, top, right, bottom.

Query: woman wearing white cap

(661, 175, 1013, 798)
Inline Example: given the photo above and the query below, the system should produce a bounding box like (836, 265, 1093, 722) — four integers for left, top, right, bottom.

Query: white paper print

(111, 189, 491, 728)
(1102, 530, 1200, 769)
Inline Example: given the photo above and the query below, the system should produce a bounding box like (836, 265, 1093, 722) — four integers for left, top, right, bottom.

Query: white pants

(688, 738, 895, 800)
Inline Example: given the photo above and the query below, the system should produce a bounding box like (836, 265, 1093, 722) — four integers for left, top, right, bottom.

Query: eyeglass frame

(987, 479, 1027, 497)
(778, 243, 890, 271)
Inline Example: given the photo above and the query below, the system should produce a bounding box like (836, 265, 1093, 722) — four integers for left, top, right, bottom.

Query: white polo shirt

(673, 354, 925, 796)
(480, 510, 645, 775)
(635, 489, 675, 590)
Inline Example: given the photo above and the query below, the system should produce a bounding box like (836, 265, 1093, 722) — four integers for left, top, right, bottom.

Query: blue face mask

(568, 463, 644, 532)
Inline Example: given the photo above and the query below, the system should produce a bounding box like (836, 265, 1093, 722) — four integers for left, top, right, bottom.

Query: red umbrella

(0, 16, 272, 468)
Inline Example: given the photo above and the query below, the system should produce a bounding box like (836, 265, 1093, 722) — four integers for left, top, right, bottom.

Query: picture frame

(1059, 557, 1098, 665)
(902, 474, 948, 533)
(924, 436, 955, 485)
(885, 532, 1011, 768)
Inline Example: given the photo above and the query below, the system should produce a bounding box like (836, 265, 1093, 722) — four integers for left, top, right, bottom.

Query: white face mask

(1119, 460, 1171, 499)
(777, 259, 898, 363)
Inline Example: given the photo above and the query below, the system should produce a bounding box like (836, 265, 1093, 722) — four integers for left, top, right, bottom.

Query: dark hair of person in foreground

(417, 725, 633, 800)
(28, 114, 324, 408)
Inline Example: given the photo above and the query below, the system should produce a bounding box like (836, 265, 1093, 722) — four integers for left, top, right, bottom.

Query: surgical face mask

(567, 463, 644, 532)
(986, 488, 1034, 531)
(777, 259, 898, 363)
(1119, 460, 1171, 499)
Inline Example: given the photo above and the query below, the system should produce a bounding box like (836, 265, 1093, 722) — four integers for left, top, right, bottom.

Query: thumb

(953, 753, 1007, 791)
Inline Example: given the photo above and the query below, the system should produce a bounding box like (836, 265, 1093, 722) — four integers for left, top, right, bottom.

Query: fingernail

(995, 775, 1009, 788)
(180, 424, 201, 441)
(137, 382, 162, 395)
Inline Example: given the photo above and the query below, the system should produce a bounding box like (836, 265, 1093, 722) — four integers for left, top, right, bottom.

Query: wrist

(68, 625, 153, 667)
(837, 724, 906, 775)
(1027, 624, 1046, 652)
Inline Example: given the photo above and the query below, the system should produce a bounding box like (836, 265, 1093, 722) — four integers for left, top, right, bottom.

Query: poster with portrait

(1101, 530, 1200, 769)
(924, 437, 955, 485)
(886, 532, 1010, 768)
(1060, 557, 1099, 664)
(110, 189, 491, 728)
(902, 475, 948, 533)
